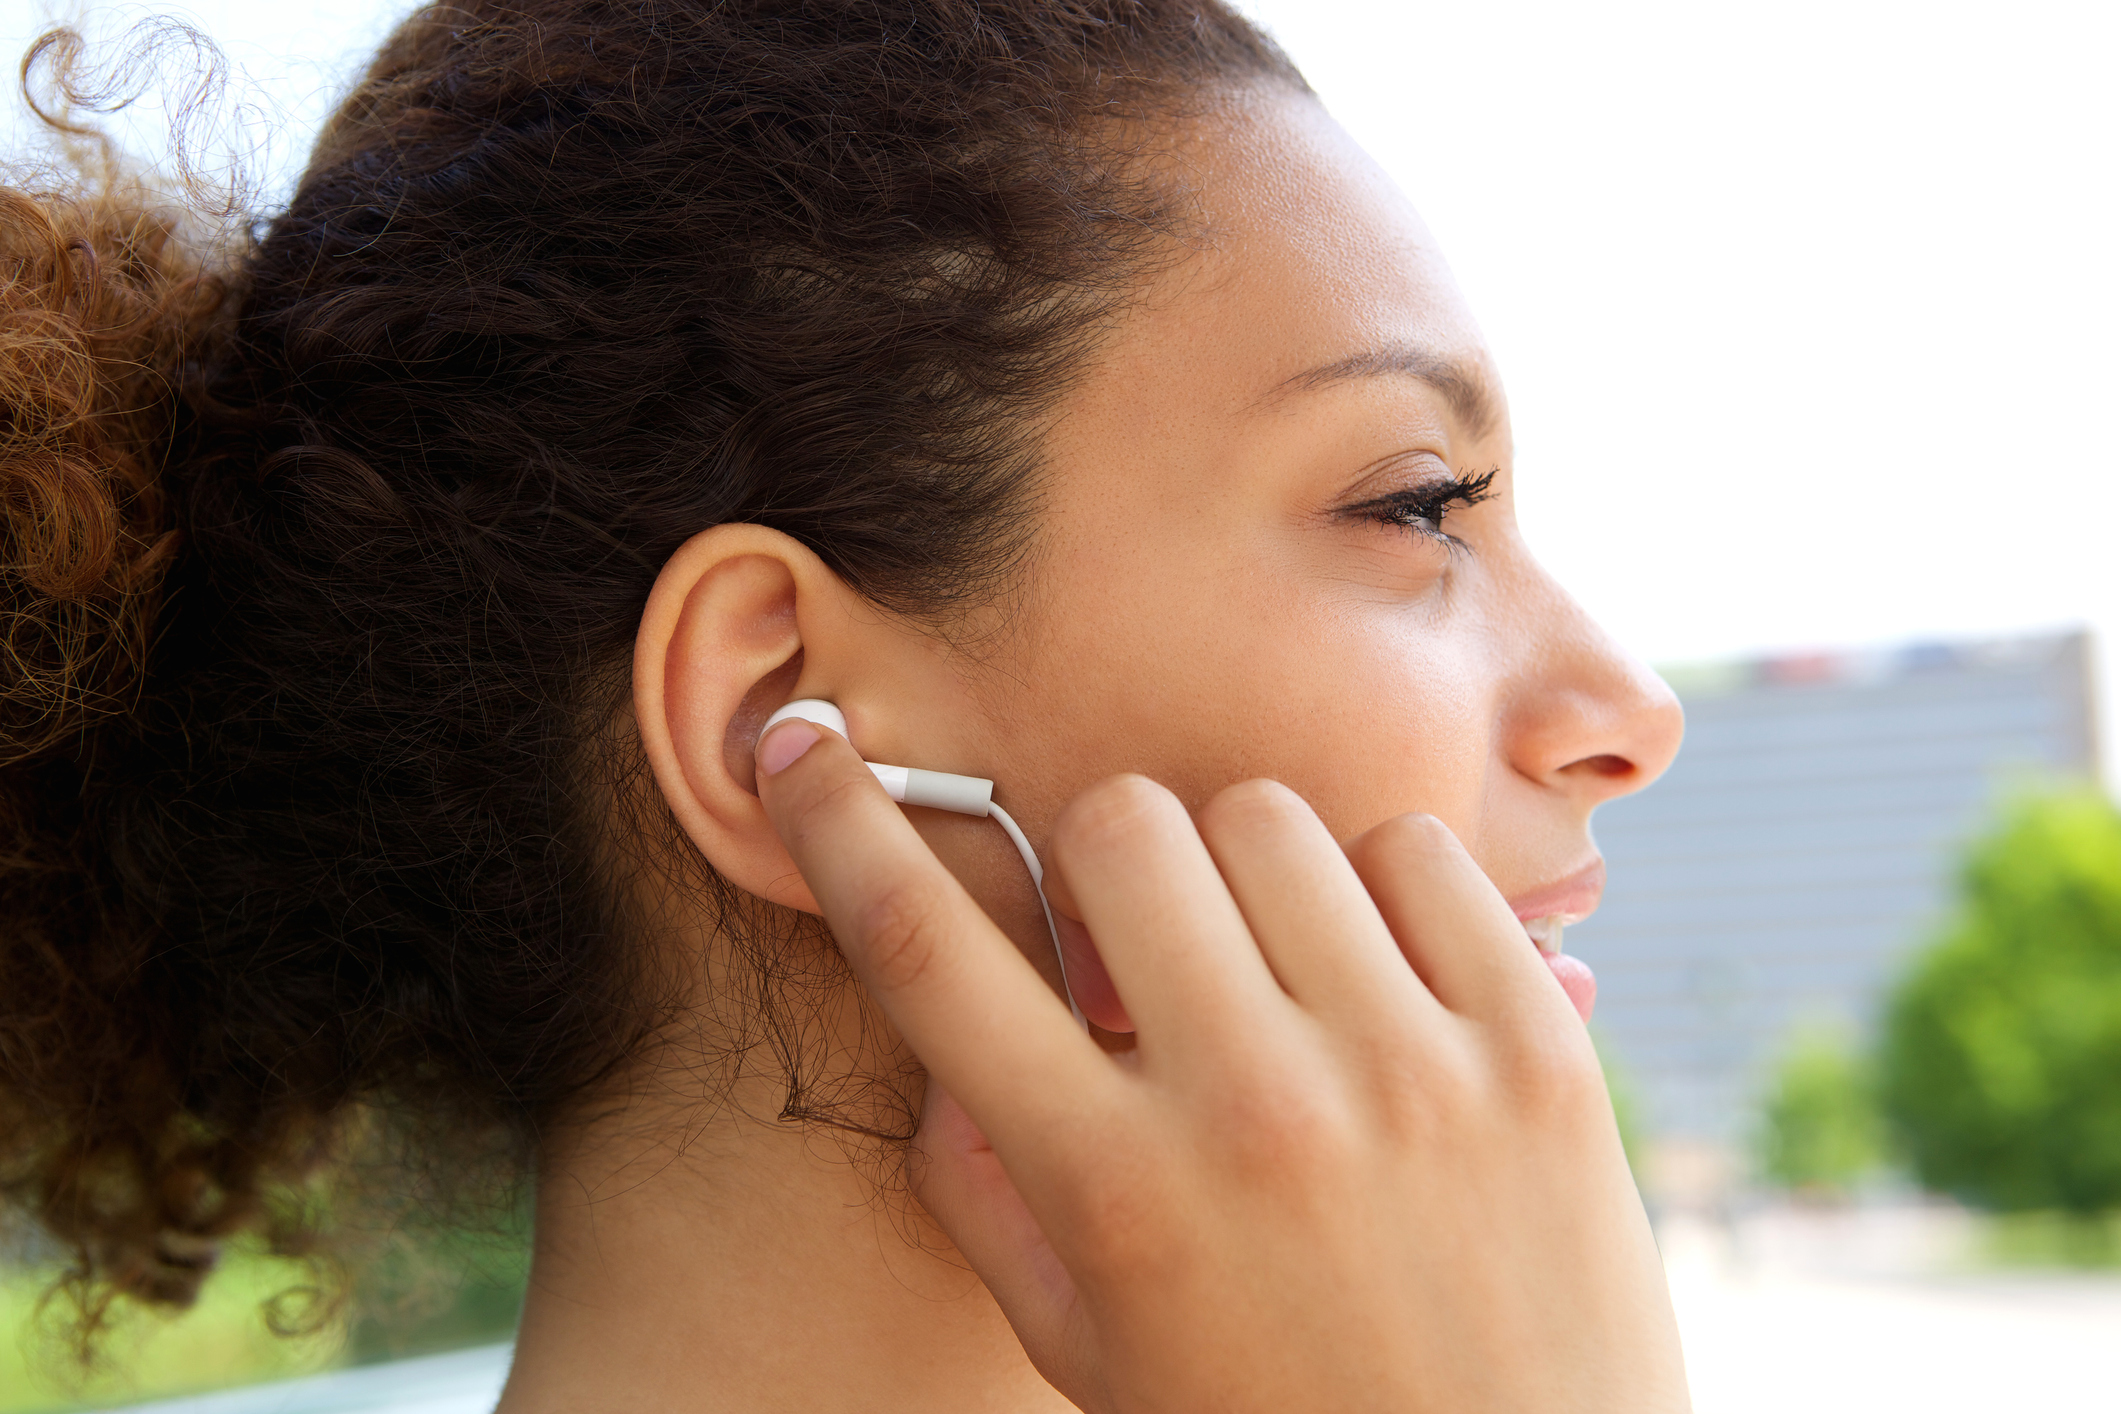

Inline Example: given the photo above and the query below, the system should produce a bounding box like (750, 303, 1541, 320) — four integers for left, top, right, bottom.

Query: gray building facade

(1570, 630, 2101, 1143)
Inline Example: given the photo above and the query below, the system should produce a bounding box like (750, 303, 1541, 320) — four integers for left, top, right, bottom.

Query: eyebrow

(1265, 344, 1500, 439)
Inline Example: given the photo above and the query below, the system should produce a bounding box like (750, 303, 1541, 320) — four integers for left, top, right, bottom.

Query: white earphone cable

(755, 701, 1089, 1029)
(985, 801, 1087, 1029)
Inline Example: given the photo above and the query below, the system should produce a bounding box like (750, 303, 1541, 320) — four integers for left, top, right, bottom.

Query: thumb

(911, 1081, 1083, 1385)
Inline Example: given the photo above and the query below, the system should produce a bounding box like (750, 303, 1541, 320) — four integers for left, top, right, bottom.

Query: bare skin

(500, 87, 1689, 1413)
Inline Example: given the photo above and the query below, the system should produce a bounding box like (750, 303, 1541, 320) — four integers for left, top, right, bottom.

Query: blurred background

(2, 0, 2117, 1410)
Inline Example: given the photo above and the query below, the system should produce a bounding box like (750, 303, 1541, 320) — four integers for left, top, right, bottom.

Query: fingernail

(757, 720, 821, 776)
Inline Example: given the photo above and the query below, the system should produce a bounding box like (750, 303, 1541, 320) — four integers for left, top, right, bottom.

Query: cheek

(1241, 616, 1493, 841)
(1007, 556, 1494, 843)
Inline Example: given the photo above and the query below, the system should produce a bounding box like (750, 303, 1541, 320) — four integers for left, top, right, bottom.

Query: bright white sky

(10, 0, 2120, 779)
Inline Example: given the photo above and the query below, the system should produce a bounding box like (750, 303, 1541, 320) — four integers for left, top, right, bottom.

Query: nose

(1500, 575, 1684, 812)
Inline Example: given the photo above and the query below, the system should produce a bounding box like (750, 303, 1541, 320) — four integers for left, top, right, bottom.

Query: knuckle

(1345, 1025, 1435, 1101)
(1068, 1164, 1162, 1267)
(1059, 1136, 1194, 1284)
(848, 877, 951, 994)
(1352, 1012, 1502, 1129)
(1345, 1020, 1611, 1154)
(1366, 1035, 1481, 1142)
(1499, 1029, 1608, 1119)
(1210, 1068, 1358, 1182)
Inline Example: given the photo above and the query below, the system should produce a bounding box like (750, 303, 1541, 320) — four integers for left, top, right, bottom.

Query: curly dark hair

(0, 0, 1301, 1335)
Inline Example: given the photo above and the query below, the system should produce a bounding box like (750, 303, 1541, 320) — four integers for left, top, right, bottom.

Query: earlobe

(634, 525, 842, 913)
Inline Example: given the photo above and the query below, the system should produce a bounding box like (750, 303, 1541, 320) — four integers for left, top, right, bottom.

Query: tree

(1757, 1023, 1881, 1197)
(1880, 789, 2121, 1214)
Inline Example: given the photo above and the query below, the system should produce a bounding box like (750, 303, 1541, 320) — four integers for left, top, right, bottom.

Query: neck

(495, 1054, 1067, 1413)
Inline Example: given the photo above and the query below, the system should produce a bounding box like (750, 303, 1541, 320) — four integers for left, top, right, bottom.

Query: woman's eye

(1343, 468, 1497, 547)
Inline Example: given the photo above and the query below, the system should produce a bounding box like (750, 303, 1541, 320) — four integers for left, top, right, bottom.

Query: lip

(1508, 858, 1605, 927)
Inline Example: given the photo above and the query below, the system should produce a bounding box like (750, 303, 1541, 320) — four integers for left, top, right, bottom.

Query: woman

(1, 0, 1690, 1408)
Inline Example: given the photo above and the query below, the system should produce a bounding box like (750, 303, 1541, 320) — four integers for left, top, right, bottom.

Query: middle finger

(1196, 779, 1442, 1027)
(1047, 774, 1286, 1053)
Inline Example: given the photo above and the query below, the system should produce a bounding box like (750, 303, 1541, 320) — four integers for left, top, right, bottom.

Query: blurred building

(1571, 629, 2101, 1151)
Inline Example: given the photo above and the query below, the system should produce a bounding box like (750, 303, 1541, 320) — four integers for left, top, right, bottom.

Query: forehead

(1112, 88, 1500, 421)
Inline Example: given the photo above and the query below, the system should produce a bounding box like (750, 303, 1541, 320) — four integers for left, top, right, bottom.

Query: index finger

(755, 720, 1110, 1144)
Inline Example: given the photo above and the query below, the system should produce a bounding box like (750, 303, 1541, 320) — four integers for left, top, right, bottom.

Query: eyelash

(1343, 468, 1497, 548)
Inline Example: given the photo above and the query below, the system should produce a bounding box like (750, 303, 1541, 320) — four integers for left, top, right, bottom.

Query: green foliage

(0, 1250, 341, 1414)
(1977, 1209, 2121, 1269)
(1757, 1022, 1882, 1195)
(1880, 788, 2121, 1215)
(345, 1218, 529, 1364)
(0, 1212, 529, 1412)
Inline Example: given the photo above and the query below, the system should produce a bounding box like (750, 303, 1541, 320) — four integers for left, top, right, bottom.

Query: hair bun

(0, 171, 241, 1330)
(0, 181, 208, 763)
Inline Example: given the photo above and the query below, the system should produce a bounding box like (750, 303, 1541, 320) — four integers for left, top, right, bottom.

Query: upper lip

(1508, 858, 1605, 924)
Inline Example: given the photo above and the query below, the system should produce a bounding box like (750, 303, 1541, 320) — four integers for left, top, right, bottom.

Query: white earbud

(757, 698, 1083, 1026)
(760, 699, 996, 815)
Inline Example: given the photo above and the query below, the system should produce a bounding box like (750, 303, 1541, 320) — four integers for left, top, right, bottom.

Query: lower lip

(1544, 951, 1596, 1023)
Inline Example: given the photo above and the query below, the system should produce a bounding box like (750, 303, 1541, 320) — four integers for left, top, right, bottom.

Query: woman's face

(836, 89, 1683, 1026)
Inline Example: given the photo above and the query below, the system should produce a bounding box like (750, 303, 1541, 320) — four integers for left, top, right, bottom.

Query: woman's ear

(634, 524, 852, 912)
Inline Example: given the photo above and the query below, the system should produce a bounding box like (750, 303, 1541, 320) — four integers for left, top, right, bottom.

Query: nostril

(1567, 753, 1635, 780)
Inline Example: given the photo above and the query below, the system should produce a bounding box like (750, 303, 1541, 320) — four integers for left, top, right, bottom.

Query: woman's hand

(756, 719, 1690, 1414)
